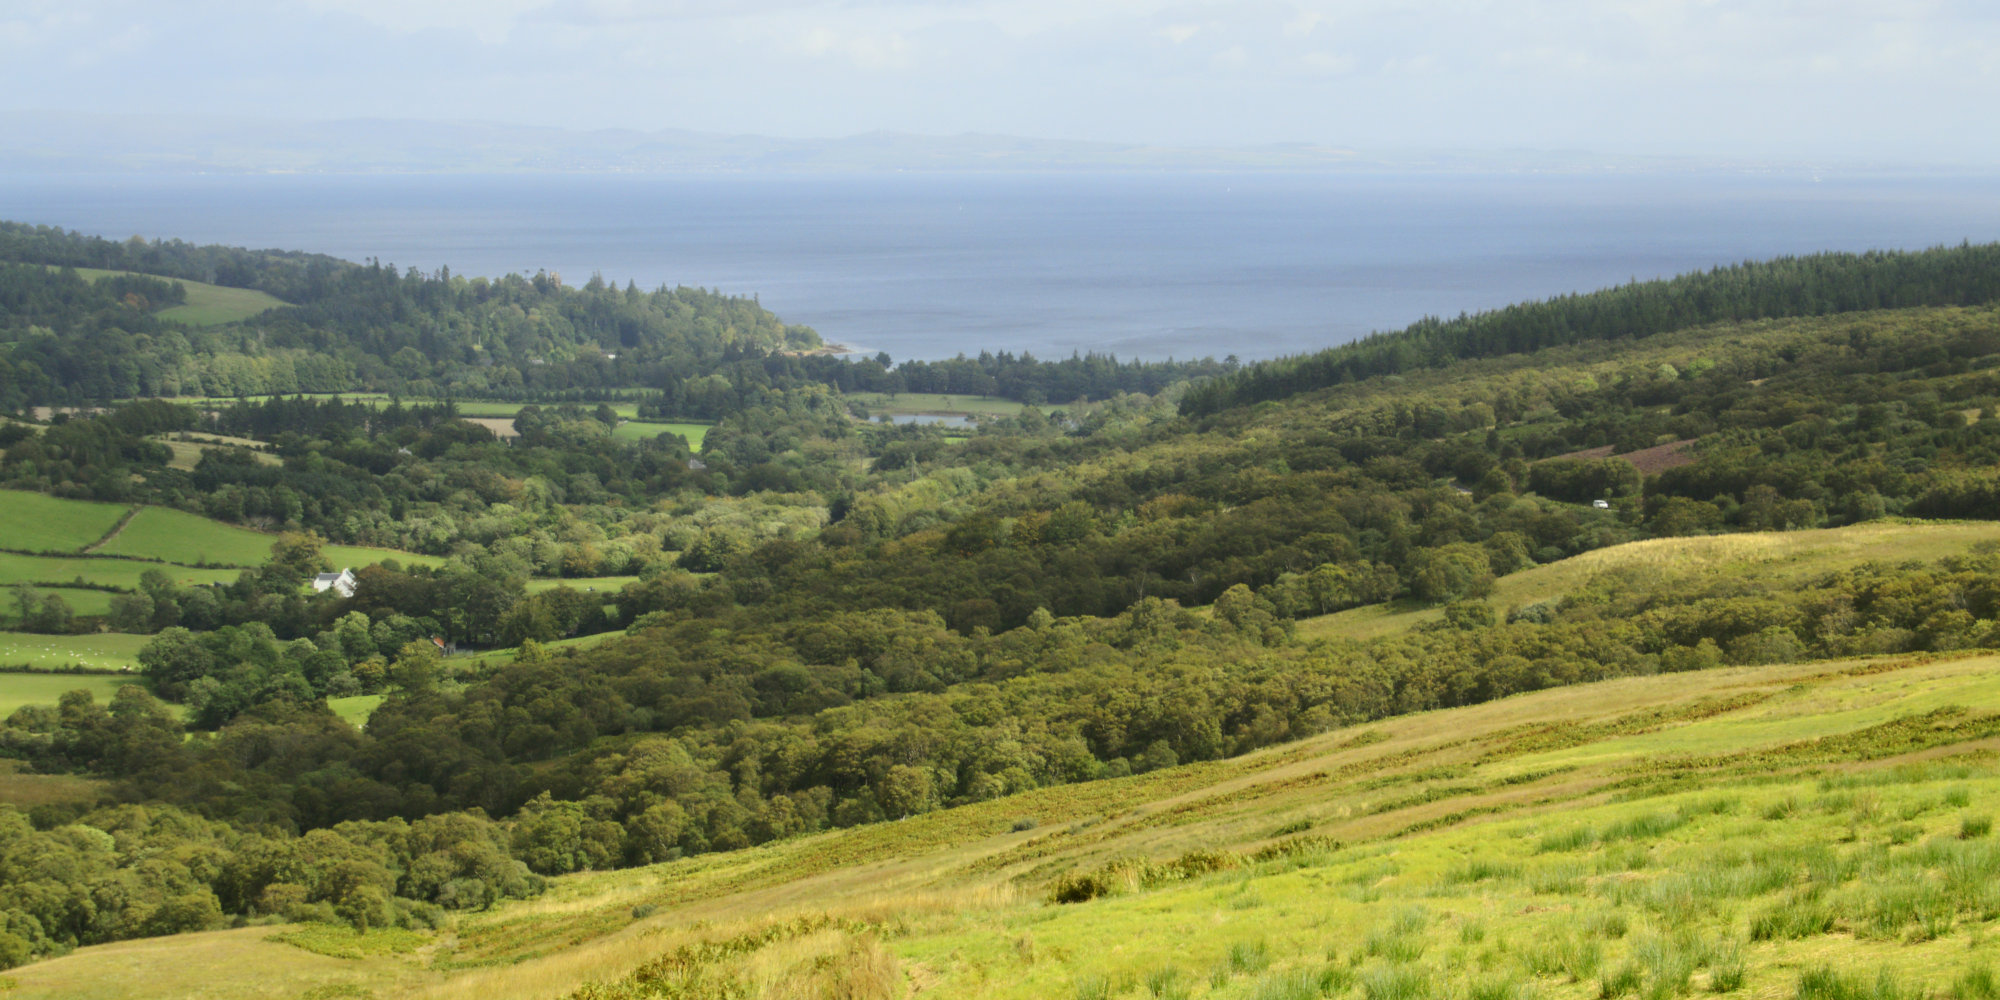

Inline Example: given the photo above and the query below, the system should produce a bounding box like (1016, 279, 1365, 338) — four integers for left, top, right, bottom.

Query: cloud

(3, 0, 1999, 162)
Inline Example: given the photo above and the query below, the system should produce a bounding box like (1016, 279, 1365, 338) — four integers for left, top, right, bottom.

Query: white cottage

(312, 568, 358, 598)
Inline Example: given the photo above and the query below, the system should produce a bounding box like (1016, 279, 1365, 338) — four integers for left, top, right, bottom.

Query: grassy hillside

(61, 266, 287, 326)
(0, 491, 129, 553)
(12, 649, 2000, 998)
(0, 489, 444, 572)
(93, 506, 283, 567)
(1299, 519, 2000, 643)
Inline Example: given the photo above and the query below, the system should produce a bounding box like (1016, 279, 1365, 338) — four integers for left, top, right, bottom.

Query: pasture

(0, 551, 236, 592)
(324, 545, 446, 570)
(328, 694, 384, 730)
(62, 267, 287, 327)
(93, 507, 277, 567)
(523, 575, 638, 595)
(0, 632, 150, 672)
(0, 490, 130, 552)
(611, 420, 710, 446)
(2, 588, 115, 620)
(0, 671, 145, 718)
(846, 390, 1026, 419)
(150, 434, 281, 472)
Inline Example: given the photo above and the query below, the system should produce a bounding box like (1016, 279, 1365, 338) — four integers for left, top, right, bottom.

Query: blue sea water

(5, 171, 2000, 363)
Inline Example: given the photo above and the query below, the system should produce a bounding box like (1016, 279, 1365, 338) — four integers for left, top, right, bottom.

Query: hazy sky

(8, 0, 1999, 163)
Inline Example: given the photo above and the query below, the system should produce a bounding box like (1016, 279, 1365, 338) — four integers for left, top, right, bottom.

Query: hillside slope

(10, 644, 2000, 999)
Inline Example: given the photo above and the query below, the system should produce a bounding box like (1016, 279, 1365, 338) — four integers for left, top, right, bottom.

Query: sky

(6, 0, 2000, 164)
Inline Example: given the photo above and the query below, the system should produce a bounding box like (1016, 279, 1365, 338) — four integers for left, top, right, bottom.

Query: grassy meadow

(0, 632, 150, 671)
(150, 433, 282, 471)
(522, 575, 638, 595)
(328, 694, 384, 730)
(847, 391, 1026, 419)
(0, 490, 130, 552)
(611, 420, 710, 446)
(0, 671, 146, 718)
(0, 551, 237, 591)
(1298, 518, 2000, 643)
(15, 645, 2000, 999)
(57, 267, 288, 327)
(324, 545, 447, 570)
(93, 506, 282, 567)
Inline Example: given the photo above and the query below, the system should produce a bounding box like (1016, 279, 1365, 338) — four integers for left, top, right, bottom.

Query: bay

(4, 171, 1999, 363)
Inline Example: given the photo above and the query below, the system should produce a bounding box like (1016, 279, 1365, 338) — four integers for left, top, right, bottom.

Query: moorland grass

(18, 652, 2000, 1000)
(1298, 519, 2000, 643)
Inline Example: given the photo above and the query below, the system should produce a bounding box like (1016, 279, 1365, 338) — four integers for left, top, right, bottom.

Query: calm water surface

(5, 172, 2000, 362)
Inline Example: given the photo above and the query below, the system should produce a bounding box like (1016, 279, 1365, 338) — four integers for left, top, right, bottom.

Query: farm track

(78, 505, 142, 554)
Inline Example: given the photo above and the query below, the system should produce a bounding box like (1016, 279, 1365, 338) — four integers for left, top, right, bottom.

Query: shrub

(1010, 817, 1038, 832)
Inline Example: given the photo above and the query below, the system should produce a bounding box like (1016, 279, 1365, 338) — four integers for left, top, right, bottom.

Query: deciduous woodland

(6, 227, 2000, 983)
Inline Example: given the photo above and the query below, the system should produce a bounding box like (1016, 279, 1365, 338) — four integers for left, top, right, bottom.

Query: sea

(5, 171, 2000, 363)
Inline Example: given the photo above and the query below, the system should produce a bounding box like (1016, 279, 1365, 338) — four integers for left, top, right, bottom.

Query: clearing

(57, 266, 287, 327)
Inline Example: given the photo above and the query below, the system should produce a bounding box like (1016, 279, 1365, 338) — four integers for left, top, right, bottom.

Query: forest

(6, 232, 2000, 969)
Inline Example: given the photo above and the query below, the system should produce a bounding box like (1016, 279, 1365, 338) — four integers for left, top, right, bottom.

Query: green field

(1, 491, 443, 573)
(150, 434, 281, 472)
(93, 507, 277, 567)
(327, 694, 383, 730)
(846, 391, 1026, 418)
(472, 629, 627, 665)
(611, 420, 710, 446)
(0, 632, 150, 672)
(522, 575, 638, 595)
(0, 491, 130, 552)
(322, 545, 446, 571)
(63, 267, 287, 327)
(1, 588, 115, 621)
(0, 552, 237, 592)
(0, 671, 145, 717)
